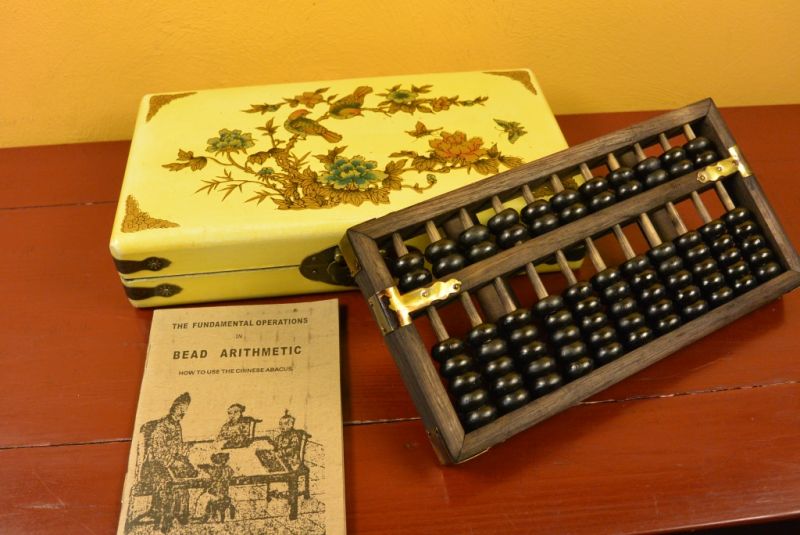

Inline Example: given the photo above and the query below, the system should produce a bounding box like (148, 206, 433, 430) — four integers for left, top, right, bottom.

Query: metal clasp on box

(696, 145, 751, 183)
(369, 279, 462, 335)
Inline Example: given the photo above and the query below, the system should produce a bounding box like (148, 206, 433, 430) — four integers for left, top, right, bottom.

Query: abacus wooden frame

(341, 98, 800, 464)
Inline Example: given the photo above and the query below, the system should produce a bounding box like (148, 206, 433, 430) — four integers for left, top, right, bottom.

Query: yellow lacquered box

(110, 69, 573, 307)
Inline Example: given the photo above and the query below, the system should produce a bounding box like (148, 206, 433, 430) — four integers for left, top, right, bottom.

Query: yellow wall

(2, 0, 799, 148)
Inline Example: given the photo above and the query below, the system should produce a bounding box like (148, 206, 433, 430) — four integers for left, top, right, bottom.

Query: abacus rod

(658, 132, 672, 150)
(633, 143, 647, 161)
(460, 293, 483, 327)
(665, 201, 689, 235)
(549, 174, 565, 193)
(521, 184, 535, 203)
(490, 196, 504, 212)
(607, 152, 621, 170)
(391, 232, 408, 256)
(639, 212, 663, 247)
(425, 220, 442, 242)
(525, 263, 549, 300)
(555, 250, 578, 286)
(458, 208, 473, 228)
(493, 278, 517, 313)
(612, 225, 637, 260)
(683, 124, 697, 140)
(690, 191, 713, 223)
(584, 237, 608, 272)
(427, 308, 449, 341)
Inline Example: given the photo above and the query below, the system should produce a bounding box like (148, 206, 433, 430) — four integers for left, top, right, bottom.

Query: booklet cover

(117, 299, 344, 535)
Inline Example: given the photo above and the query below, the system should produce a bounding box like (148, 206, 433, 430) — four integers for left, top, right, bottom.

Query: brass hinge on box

(696, 145, 751, 183)
(368, 279, 462, 335)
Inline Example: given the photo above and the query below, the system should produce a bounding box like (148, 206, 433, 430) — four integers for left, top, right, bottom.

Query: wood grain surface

(2, 105, 799, 534)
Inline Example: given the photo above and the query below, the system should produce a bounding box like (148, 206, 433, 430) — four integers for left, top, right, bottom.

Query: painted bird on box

(284, 110, 343, 143)
(328, 86, 372, 119)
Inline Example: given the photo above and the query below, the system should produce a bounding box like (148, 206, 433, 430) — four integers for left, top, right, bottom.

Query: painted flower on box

(163, 83, 526, 210)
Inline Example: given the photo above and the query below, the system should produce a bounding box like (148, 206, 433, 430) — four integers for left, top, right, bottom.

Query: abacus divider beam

(525, 263, 549, 299)
(665, 202, 689, 235)
(613, 225, 637, 260)
(427, 307, 449, 341)
(555, 250, 578, 286)
(638, 213, 663, 247)
(584, 237, 608, 272)
(690, 191, 713, 223)
(392, 232, 409, 256)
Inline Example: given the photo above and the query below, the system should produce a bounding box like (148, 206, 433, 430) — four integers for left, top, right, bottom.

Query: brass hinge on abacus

(368, 279, 462, 335)
(697, 145, 752, 183)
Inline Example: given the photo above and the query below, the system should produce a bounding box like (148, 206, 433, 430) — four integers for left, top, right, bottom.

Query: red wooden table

(2, 105, 799, 534)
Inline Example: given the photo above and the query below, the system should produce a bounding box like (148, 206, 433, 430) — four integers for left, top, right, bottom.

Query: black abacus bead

(638, 282, 668, 305)
(756, 262, 782, 282)
(564, 282, 594, 304)
(684, 243, 712, 264)
(466, 241, 498, 263)
(644, 169, 670, 189)
(521, 199, 552, 224)
(529, 213, 560, 236)
(684, 137, 713, 156)
(462, 405, 498, 431)
(626, 326, 655, 347)
(749, 247, 775, 267)
(492, 372, 525, 396)
(574, 296, 603, 317)
(588, 190, 617, 211)
(700, 220, 727, 241)
(450, 371, 483, 395)
(431, 337, 466, 363)
(733, 274, 758, 294)
(398, 269, 432, 293)
(565, 357, 594, 380)
(682, 299, 709, 320)
(592, 268, 624, 290)
(655, 314, 682, 333)
(717, 247, 743, 267)
(432, 255, 466, 277)
(724, 261, 750, 281)
(531, 373, 563, 397)
(676, 231, 704, 251)
(484, 356, 515, 378)
(708, 287, 735, 307)
(487, 208, 519, 233)
(630, 269, 659, 292)
(732, 220, 759, 241)
(456, 388, 489, 412)
(498, 308, 533, 332)
(617, 180, 644, 199)
(544, 309, 574, 331)
(660, 147, 687, 167)
(467, 323, 498, 345)
(666, 270, 693, 292)
(700, 272, 726, 292)
(675, 285, 703, 307)
(524, 355, 557, 377)
(635, 157, 661, 177)
(621, 256, 651, 277)
(580, 312, 608, 331)
(711, 234, 736, 254)
(550, 189, 582, 211)
(578, 177, 609, 197)
(393, 252, 425, 275)
(516, 339, 550, 363)
(668, 159, 694, 178)
(648, 242, 678, 262)
(507, 324, 540, 348)
(441, 354, 474, 378)
(741, 234, 767, 255)
(602, 281, 632, 302)
(534, 295, 566, 317)
(475, 339, 508, 363)
(617, 312, 648, 334)
(458, 225, 492, 246)
(691, 258, 719, 279)
(560, 202, 589, 223)
(610, 297, 639, 319)
(588, 326, 617, 348)
(596, 342, 625, 364)
(497, 225, 529, 249)
(551, 325, 582, 346)
(425, 239, 459, 261)
(498, 388, 531, 413)
(607, 167, 636, 187)
(657, 256, 685, 277)
(693, 150, 718, 167)
(722, 207, 752, 227)
(646, 299, 674, 320)
(558, 341, 588, 362)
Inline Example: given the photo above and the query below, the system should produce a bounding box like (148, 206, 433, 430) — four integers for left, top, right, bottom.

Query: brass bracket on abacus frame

(697, 145, 752, 183)
(368, 279, 462, 335)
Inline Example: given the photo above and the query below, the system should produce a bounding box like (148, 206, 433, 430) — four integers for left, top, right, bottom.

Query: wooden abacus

(339, 99, 800, 464)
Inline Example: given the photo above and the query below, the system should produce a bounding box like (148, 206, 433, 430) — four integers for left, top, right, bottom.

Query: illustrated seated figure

(217, 403, 259, 449)
(266, 409, 304, 470)
(131, 392, 197, 533)
(200, 452, 236, 523)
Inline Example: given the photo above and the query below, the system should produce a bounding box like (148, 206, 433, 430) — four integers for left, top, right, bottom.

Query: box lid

(110, 69, 567, 281)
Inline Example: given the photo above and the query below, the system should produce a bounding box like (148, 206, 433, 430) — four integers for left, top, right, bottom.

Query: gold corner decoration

(146, 92, 196, 122)
(369, 279, 462, 334)
(727, 145, 752, 177)
(121, 195, 180, 233)
(483, 70, 538, 95)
